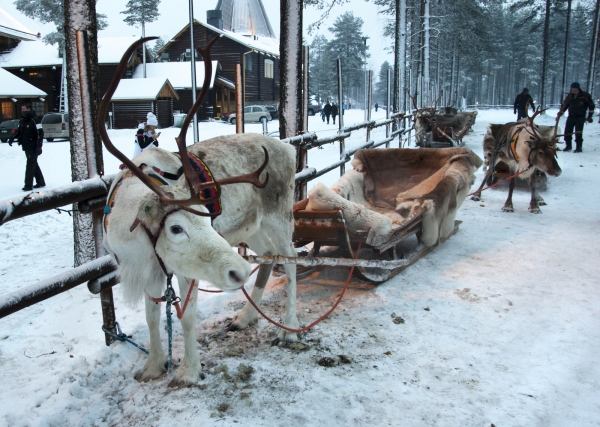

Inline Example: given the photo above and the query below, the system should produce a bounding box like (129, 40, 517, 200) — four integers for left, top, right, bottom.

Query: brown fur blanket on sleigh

(307, 148, 483, 247)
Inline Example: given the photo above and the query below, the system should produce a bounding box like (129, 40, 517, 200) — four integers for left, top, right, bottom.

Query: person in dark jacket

(8, 103, 45, 191)
(558, 82, 595, 152)
(513, 88, 535, 120)
(331, 103, 339, 125)
(323, 101, 332, 124)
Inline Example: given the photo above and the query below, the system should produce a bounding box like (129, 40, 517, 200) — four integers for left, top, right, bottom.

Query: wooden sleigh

(243, 147, 483, 283)
(291, 198, 461, 282)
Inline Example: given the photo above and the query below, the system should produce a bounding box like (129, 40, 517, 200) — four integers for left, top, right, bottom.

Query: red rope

(467, 168, 530, 197)
(240, 242, 363, 333)
(174, 279, 196, 319)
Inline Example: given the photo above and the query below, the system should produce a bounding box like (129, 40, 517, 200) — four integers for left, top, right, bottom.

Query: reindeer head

(99, 36, 268, 292)
(136, 184, 250, 290)
(521, 105, 563, 177)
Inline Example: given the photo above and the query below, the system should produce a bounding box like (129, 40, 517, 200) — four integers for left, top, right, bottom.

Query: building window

(264, 59, 273, 79)
(30, 101, 45, 115)
(245, 55, 253, 72)
(1, 102, 15, 120)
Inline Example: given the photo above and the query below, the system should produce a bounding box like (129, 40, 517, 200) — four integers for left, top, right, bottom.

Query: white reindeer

(98, 37, 299, 388)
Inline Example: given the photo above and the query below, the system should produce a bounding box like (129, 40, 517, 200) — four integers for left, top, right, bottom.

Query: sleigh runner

(246, 147, 483, 282)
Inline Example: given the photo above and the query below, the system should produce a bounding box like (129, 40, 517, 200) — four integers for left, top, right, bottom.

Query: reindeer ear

(137, 191, 171, 227)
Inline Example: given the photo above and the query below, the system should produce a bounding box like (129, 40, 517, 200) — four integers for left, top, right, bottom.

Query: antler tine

(524, 102, 546, 141)
(192, 146, 270, 193)
(553, 93, 572, 139)
(406, 89, 419, 110)
(175, 35, 221, 199)
(434, 90, 443, 110)
(98, 37, 179, 204)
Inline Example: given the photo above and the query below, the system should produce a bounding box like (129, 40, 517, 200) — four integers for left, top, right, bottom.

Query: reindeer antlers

(97, 36, 270, 217)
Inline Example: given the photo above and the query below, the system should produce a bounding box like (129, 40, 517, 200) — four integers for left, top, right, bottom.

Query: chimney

(207, 10, 223, 30)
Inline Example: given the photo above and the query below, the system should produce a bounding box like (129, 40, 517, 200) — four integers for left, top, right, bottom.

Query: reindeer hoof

(271, 337, 281, 346)
(530, 208, 541, 214)
(502, 207, 514, 212)
(168, 377, 195, 389)
(538, 201, 547, 206)
(471, 195, 481, 201)
(134, 363, 167, 382)
(226, 322, 241, 332)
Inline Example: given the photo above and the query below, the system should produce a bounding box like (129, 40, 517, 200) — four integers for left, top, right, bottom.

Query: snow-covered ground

(0, 109, 599, 427)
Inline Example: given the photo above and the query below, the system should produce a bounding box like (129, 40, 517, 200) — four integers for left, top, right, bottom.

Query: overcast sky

(2, 0, 394, 75)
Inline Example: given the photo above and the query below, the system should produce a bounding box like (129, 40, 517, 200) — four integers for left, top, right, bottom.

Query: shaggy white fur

(307, 150, 480, 248)
(307, 183, 400, 247)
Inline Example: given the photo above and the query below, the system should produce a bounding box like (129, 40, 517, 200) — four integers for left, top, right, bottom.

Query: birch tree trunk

(63, 0, 103, 266)
(393, 0, 406, 112)
(539, 0, 551, 109)
(587, 0, 600, 97)
(423, 0, 430, 106)
(280, 0, 303, 199)
(561, 0, 572, 97)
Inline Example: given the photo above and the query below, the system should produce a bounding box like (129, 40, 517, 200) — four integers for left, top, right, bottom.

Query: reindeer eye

(170, 225, 184, 234)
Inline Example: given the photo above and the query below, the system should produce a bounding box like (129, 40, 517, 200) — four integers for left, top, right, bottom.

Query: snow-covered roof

(0, 67, 47, 97)
(131, 61, 219, 90)
(110, 77, 179, 101)
(160, 19, 279, 59)
(97, 37, 142, 64)
(0, 7, 40, 41)
(0, 36, 142, 68)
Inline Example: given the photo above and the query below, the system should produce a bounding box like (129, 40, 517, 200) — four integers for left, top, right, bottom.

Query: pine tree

(152, 37, 166, 61)
(327, 12, 370, 105)
(121, 0, 161, 76)
(374, 61, 393, 105)
(15, 0, 108, 46)
(309, 35, 331, 102)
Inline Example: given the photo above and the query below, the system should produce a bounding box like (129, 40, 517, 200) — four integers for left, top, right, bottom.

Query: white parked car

(41, 113, 70, 141)
(221, 105, 271, 125)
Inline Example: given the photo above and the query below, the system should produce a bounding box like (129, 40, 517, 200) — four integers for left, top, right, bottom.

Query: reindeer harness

(103, 152, 222, 233)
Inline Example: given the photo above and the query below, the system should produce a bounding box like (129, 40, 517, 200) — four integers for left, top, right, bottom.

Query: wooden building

(0, 67, 47, 120)
(108, 78, 179, 129)
(157, 12, 280, 117)
(0, 36, 146, 116)
(131, 60, 222, 120)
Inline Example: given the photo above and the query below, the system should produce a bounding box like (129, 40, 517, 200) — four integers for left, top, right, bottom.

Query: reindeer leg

(227, 262, 273, 332)
(169, 275, 202, 388)
(471, 170, 492, 201)
(502, 176, 515, 212)
(271, 240, 299, 345)
(134, 297, 167, 382)
(528, 174, 542, 214)
(228, 232, 299, 344)
(533, 172, 546, 205)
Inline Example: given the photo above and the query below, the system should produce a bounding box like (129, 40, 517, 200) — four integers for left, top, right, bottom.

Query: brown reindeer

(470, 107, 565, 213)
(99, 37, 299, 387)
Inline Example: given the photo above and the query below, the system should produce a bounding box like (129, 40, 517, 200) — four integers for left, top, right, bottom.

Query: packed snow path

(0, 109, 598, 426)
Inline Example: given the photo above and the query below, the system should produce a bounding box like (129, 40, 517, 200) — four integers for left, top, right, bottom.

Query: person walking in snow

(375, 102, 379, 112)
(8, 102, 45, 191)
(331, 103, 338, 125)
(558, 82, 595, 153)
(513, 88, 535, 120)
(323, 101, 332, 124)
(320, 107, 326, 122)
(133, 112, 160, 157)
